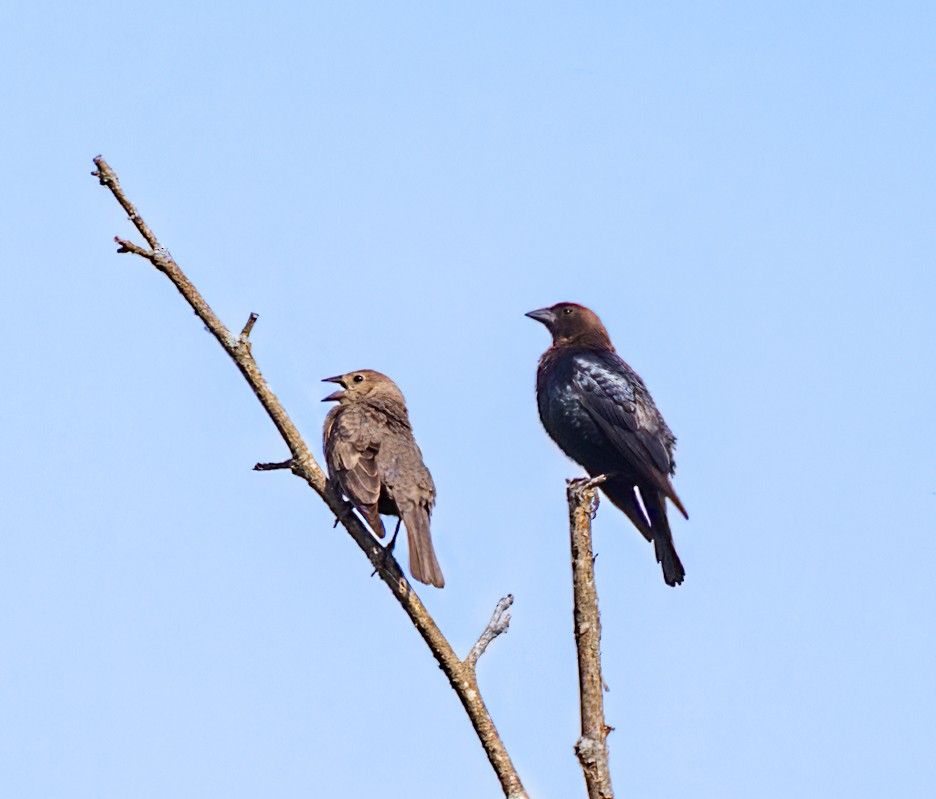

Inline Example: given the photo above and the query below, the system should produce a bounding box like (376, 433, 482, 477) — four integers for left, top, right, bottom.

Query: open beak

(321, 375, 346, 402)
(525, 307, 555, 326)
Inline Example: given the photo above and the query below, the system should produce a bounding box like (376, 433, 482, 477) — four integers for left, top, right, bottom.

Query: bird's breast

(538, 373, 605, 452)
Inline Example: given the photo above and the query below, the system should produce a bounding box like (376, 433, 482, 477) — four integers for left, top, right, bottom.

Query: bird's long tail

(600, 476, 685, 587)
(402, 508, 445, 588)
(642, 487, 685, 587)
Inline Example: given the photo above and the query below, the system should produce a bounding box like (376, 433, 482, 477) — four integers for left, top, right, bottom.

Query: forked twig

(465, 594, 514, 670)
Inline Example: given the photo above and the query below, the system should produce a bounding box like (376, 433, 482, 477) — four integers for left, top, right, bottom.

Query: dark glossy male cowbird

(527, 303, 688, 586)
(322, 369, 444, 588)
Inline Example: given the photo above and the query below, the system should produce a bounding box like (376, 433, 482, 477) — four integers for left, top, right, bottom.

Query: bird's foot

(371, 519, 402, 577)
(567, 475, 608, 519)
(567, 474, 609, 491)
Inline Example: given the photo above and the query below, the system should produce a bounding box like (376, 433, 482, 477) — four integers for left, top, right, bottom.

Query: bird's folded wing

(378, 437, 436, 513)
(328, 411, 385, 535)
(573, 354, 674, 486)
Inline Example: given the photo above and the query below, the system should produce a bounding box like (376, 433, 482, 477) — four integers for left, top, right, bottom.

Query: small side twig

(240, 312, 258, 341)
(253, 459, 294, 472)
(115, 237, 152, 258)
(568, 475, 614, 799)
(465, 594, 514, 671)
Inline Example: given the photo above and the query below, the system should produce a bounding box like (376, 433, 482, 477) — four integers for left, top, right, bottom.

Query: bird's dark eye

(353, 374, 364, 383)
(563, 307, 574, 315)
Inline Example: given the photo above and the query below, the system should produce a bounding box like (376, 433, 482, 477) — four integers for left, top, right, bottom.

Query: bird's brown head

(525, 302, 613, 349)
(321, 369, 408, 406)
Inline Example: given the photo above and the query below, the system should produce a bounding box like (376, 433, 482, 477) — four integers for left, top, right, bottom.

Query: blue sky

(1, 2, 934, 797)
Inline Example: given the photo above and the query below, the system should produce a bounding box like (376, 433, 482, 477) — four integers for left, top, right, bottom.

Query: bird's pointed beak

(525, 307, 555, 326)
(321, 375, 346, 402)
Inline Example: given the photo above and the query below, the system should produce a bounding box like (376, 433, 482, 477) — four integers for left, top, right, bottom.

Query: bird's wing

(572, 352, 674, 483)
(325, 406, 386, 536)
(374, 427, 442, 588)
(377, 433, 436, 514)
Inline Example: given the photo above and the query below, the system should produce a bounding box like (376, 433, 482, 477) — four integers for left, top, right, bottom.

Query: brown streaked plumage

(322, 369, 444, 588)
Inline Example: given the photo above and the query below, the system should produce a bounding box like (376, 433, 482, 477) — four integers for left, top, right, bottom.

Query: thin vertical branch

(91, 156, 528, 799)
(568, 476, 615, 799)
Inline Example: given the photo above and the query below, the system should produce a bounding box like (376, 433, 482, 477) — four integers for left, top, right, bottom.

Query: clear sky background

(1, 2, 934, 797)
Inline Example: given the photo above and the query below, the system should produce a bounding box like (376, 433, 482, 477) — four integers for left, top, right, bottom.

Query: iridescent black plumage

(527, 302, 687, 586)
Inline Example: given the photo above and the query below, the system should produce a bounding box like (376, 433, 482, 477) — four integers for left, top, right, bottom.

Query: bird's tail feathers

(653, 531, 685, 587)
(600, 475, 653, 542)
(643, 488, 685, 587)
(403, 508, 445, 588)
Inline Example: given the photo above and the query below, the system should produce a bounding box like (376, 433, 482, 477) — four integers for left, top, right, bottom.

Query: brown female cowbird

(526, 303, 688, 586)
(322, 369, 444, 588)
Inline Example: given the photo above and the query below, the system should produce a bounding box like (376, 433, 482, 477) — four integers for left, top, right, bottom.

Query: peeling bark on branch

(568, 476, 615, 799)
(92, 156, 528, 799)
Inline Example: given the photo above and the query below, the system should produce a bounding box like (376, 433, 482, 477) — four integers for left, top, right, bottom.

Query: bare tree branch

(568, 475, 615, 799)
(92, 156, 528, 799)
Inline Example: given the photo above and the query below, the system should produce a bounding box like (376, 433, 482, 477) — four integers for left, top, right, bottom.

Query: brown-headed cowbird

(322, 369, 444, 588)
(526, 303, 688, 586)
